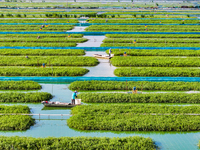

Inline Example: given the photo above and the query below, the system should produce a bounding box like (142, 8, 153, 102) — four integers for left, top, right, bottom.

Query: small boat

(41, 99, 81, 107)
(43, 103, 80, 107)
(93, 54, 114, 59)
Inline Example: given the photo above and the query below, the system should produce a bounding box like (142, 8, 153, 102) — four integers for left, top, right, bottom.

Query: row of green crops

(0, 56, 98, 66)
(71, 105, 200, 114)
(4, 10, 199, 15)
(0, 11, 96, 15)
(101, 43, 200, 47)
(111, 56, 200, 67)
(106, 49, 200, 56)
(79, 93, 200, 103)
(0, 49, 85, 56)
(69, 81, 200, 91)
(0, 25, 74, 32)
(0, 14, 84, 18)
(106, 34, 200, 38)
(0, 11, 97, 15)
(81, 14, 193, 19)
(0, 105, 30, 113)
(102, 12, 200, 15)
(114, 67, 200, 77)
(0, 92, 52, 103)
(0, 136, 156, 150)
(0, 81, 41, 90)
(0, 34, 83, 38)
(0, 12, 97, 18)
(67, 104, 200, 131)
(0, 115, 34, 130)
(0, 67, 89, 76)
(85, 25, 200, 32)
(103, 38, 200, 43)
(0, 34, 87, 47)
(0, 37, 88, 43)
(0, 42, 77, 47)
(87, 19, 200, 24)
(0, 13, 193, 19)
(0, 105, 34, 131)
(0, 19, 79, 23)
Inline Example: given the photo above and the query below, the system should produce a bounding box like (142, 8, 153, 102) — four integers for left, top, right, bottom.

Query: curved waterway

(0, 83, 200, 150)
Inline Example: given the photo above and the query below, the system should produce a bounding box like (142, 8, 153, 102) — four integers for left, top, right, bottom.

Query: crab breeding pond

(0, 3, 200, 150)
(0, 83, 200, 150)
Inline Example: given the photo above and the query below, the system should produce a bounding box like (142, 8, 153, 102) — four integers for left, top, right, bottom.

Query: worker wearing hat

(71, 91, 78, 105)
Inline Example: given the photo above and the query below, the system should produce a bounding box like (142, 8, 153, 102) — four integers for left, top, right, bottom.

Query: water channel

(0, 83, 200, 150)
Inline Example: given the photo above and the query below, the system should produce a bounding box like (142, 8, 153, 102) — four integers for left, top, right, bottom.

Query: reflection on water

(0, 83, 200, 150)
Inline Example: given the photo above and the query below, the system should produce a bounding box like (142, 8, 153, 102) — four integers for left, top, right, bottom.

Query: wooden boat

(41, 99, 81, 107)
(93, 54, 114, 59)
(43, 103, 80, 107)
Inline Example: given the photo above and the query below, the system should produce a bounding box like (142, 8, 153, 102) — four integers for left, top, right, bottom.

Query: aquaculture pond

(0, 83, 199, 150)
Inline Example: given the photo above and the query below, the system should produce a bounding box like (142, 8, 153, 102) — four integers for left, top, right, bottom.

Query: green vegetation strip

(0, 12, 96, 15)
(103, 38, 200, 43)
(0, 67, 89, 76)
(0, 115, 34, 130)
(0, 92, 52, 103)
(0, 42, 77, 47)
(111, 56, 200, 67)
(0, 49, 85, 56)
(79, 93, 200, 103)
(106, 49, 200, 56)
(0, 136, 156, 150)
(0, 34, 85, 47)
(69, 81, 200, 91)
(0, 105, 30, 113)
(0, 34, 83, 38)
(0, 56, 98, 66)
(103, 12, 200, 15)
(0, 37, 87, 43)
(101, 43, 200, 47)
(106, 34, 200, 38)
(86, 25, 200, 32)
(0, 19, 79, 23)
(0, 105, 34, 130)
(0, 12, 96, 18)
(0, 81, 41, 90)
(87, 19, 199, 24)
(68, 105, 200, 131)
(114, 67, 200, 77)
(0, 25, 74, 32)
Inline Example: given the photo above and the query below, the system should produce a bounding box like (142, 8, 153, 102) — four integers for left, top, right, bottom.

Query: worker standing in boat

(71, 91, 77, 105)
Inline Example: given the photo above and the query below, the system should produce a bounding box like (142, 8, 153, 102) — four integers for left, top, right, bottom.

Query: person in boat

(37, 36, 40, 39)
(109, 48, 112, 57)
(71, 91, 78, 105)
(132, 86, 137, 94)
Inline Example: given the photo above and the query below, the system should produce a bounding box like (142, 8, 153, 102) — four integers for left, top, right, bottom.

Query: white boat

(93, 54, 114, 59)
